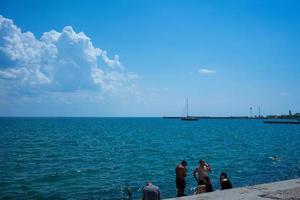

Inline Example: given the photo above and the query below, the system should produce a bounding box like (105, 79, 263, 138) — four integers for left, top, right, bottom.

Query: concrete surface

(165, 178, 300, 200)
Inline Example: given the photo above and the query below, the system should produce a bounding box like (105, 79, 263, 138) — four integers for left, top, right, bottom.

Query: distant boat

(181, 98, 199, 121)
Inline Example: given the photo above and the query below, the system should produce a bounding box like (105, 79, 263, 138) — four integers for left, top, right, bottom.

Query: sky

(0, 0, 299, 117)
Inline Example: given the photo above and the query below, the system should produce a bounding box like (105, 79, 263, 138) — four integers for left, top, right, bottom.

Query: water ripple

(0, 118, 299, 199)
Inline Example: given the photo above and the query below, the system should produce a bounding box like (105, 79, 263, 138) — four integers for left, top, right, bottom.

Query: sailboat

(181, 98, 199, 121)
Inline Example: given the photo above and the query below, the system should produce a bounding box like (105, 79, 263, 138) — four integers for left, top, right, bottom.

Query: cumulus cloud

(198, 68, 216, 74)
(101, 50, 123, 70)
(0, 15, 138, 97)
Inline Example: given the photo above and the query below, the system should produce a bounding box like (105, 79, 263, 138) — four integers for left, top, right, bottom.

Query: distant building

(289, 110, 292, 116)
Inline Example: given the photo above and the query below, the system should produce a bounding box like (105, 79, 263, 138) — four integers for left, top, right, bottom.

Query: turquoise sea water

(0, 117, 300, 199)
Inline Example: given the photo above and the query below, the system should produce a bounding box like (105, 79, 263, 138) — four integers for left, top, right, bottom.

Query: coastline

(165, 178, 300, 200)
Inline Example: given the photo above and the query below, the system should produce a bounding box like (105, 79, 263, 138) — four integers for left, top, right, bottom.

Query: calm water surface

(0, 117, 300, 199)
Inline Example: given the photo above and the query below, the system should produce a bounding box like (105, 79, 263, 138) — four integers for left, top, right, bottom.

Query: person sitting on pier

(194, 183, 206, 195)
(142, 181, 161, 200)
(219, 172, 232, 190)
(194, 176, 213, 194)
(193, 160, 212, 185)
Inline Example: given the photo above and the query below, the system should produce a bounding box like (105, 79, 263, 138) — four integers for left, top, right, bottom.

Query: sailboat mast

(187, 97, 189, 117)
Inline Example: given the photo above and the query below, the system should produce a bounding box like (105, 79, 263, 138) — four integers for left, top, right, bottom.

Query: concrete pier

(165, 178, 300, 200)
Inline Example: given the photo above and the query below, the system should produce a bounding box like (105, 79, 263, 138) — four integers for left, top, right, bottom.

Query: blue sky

(0, 0, 299, 117)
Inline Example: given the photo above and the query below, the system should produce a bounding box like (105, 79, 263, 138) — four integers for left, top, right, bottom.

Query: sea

(0, 117, 300, 199)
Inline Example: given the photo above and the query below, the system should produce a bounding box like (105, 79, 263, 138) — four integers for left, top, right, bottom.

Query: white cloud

(101, 50, 123, 70)
(198, 68, 216, 74)
(127, 72, 139, 80)
(0, 15, 138, 97)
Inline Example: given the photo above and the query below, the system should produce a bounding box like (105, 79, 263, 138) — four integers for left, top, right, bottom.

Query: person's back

(219, 172, 232, 190)
(221, 179, 232, 190)
(142, 182, 161, 200)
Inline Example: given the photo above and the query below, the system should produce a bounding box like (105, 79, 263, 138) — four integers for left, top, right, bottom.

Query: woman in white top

(193, 160, 212, 185)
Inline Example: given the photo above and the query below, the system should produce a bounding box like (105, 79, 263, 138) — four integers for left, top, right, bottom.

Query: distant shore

(163, 113, 300, 120)
(163, 116, 250, 119)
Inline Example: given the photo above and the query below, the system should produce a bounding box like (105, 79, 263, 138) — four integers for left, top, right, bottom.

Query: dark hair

(199, 160, 205, 164)
(181, 160, 187, 166)
(220, 172, 228, 179)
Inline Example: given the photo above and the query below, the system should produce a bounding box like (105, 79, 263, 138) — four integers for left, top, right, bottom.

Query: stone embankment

(165, 178, 300, 200)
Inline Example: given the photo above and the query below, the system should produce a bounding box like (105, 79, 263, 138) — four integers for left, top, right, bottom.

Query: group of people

(141, 159, 232, 200)
(176, 160, 232, 197)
